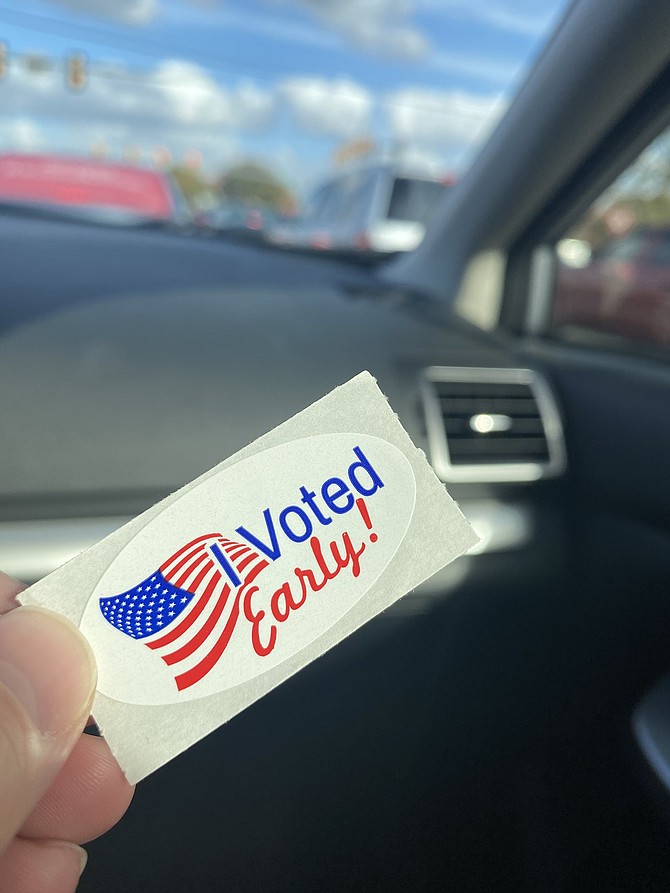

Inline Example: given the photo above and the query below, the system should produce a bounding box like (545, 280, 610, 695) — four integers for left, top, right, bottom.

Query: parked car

(206, 202, 278, 240)
(553, 227, 670, 347)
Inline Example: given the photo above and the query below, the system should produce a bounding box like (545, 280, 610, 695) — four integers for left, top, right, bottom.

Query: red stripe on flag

(236, 552, 258, 573)
(146, 572, 226, 650)
(159, 533, 219, 573)
(174, 594, 242, 691)
(162, 543, 206, 580)
(166, 548, 212, 583)
(180, 557, 215, 597)
(173, 552, 211, 589)
(158, 533, 221, 576)
(161, 583, 232, 666)
(174, 558, 269, 691)
(222, 542, 251, 561)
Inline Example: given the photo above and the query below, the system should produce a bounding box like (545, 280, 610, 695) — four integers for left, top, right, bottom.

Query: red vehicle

(553, 227, 670, 348)
(0, 153, 187, 224)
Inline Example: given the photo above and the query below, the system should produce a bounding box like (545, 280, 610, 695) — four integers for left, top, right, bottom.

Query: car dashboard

(0, 214, 584, 892)
(0, 214, 567, 609)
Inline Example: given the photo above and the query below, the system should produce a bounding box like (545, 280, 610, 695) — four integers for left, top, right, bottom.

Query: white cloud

(5, 115, 241, 175)
(0, 55, 511, 185)
(46, 0, 159, 26)
(281, 77, 373, 138)
(419, 0, 562, 38)
(2, 59, 275, 132)
(389, 144, 451, 177)
(0, 59, 274, 171)
(0, 119, 45, 153)
(231, 80, 277, 134)
(141, 63, 275, 133)
(386, 87, 506, 149)
(145, 60, 233, 125)
(273, 0, 430, 60)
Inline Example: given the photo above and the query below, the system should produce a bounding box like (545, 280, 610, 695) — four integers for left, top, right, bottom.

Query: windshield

(0, 0, 568, 246)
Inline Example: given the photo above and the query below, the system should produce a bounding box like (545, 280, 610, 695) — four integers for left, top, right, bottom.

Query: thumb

(0, 607, 96, 853)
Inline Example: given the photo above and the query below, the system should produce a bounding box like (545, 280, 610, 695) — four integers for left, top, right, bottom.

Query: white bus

(272, 165, 456, 254)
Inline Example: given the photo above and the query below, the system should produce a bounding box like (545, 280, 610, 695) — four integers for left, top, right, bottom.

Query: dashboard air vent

(421, 367, 566, 482)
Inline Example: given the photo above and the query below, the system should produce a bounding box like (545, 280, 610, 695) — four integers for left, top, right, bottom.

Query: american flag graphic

(99, 534, 269, 691)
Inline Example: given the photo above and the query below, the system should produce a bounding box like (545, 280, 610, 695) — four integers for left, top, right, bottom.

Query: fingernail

(42, 841, 89, 877)
(0, 607, 96, 736)
(76, 845, 89, 876)
(69, 843, 88, 877)
(39, 840, 88, 877)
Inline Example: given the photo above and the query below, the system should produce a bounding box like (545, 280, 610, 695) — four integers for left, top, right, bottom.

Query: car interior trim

(633, 675, 670, 793)
(525, 245, 556, 335)
(421, 366, 567, 483)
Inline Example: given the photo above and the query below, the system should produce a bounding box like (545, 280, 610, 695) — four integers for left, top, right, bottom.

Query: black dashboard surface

(8, 206, 669, 893)
(0, 215, 512, 509)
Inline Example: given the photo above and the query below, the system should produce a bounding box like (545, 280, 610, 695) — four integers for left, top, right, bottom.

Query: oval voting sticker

(81, 434, 416, 705)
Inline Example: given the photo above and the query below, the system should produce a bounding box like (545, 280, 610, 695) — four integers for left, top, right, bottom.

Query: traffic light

(66, 52, 87, 91)
(0, 42, 8, 81)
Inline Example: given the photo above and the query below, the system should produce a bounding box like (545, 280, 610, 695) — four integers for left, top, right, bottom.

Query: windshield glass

(0, 0, 568, 244)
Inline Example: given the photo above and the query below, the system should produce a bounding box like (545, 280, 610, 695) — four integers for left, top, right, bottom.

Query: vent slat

(447, 438, 550, 458)
(438, 396, 540, 415)
(433, 381, 531, 397)
(444, 418, 546, 436)
(429, 374, 551, 468)
(423, 367, 565, 481)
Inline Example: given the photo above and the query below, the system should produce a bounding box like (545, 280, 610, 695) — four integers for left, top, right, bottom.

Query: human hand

(0, 571, 135, 893)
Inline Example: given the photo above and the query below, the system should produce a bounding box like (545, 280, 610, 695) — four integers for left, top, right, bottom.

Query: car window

(552, 125, 670, 352)
(386, 177, 449, 224)
(336, 171, 378, 230)
(311, 183, 346, 226)
(593, 231, 649, 262)
(325, 171, 363, 228)
(305, 186, 330, 223)
(650, 231, 670, 266)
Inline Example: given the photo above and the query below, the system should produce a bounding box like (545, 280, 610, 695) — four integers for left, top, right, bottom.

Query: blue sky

(0, 0, 568, 195)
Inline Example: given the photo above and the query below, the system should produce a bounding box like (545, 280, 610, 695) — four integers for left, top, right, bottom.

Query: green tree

(170, 165, 212, 208)
(218, 162, 295, 213)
